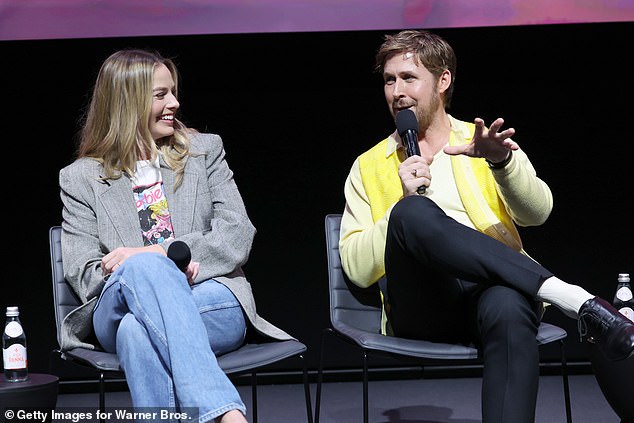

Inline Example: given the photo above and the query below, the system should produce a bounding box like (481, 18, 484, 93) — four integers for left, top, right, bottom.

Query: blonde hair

(78, 49, 192, 187)
(375, 30, 457, 108)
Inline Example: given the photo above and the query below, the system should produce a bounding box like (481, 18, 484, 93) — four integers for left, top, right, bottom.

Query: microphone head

(395, 109, 418, 137)
(167, 240, 191, 272)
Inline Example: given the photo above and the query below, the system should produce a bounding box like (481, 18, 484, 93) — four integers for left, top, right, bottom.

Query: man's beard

(415, 90, 441, 134)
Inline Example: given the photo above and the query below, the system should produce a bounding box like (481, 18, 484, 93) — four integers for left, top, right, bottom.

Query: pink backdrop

(1, 0, 633, 41)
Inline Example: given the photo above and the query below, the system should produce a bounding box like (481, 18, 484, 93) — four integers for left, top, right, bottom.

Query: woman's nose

(168, 94, 180, 109)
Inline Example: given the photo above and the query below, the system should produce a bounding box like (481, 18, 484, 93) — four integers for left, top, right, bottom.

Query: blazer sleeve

(59, 160, 108, 303)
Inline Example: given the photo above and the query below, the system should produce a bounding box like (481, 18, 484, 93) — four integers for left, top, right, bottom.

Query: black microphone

(395, 109, 426, 195)
(167, 240, 191, 272)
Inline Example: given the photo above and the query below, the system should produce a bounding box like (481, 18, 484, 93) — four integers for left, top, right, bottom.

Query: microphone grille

(395, 109, 418, 136)
(167, 240, 191, 271)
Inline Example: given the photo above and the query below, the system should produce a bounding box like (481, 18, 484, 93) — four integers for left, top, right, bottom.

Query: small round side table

(0, 373, 59, 410)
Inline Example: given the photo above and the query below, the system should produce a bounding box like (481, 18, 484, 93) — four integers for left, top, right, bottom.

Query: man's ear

(437, 69, 452, 94)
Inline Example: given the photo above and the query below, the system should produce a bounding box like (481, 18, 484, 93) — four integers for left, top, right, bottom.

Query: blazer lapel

(99, 176, 144, 247)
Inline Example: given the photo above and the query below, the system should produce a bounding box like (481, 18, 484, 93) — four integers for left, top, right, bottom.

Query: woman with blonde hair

(59, 49, 291, 422)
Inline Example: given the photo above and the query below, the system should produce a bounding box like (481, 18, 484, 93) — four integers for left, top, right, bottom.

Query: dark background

(1, 21, 632, 378)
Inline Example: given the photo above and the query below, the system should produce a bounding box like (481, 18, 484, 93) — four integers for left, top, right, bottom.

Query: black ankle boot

(578, 297, 634, 361)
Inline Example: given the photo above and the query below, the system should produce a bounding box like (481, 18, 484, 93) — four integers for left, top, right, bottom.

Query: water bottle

(612, 273, 633, 322)
(2, 306, 28, 382)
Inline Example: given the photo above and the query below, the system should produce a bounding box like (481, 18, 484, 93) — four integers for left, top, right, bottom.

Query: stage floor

(54, 373, 619, 423)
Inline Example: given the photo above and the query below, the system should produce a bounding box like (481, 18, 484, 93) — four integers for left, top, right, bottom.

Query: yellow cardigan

(358, 119, 523, 252)
(340, 116, 553, 333)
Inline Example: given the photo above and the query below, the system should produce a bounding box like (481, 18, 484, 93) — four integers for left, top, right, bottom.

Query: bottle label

(3, 344, 27, 370)
(616, 287, 633, 302)
(4, 321, 23, 338)
(618, 307, 634, 322)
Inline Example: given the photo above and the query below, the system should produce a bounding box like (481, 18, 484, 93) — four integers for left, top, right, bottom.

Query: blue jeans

(93, 253, 247, 422)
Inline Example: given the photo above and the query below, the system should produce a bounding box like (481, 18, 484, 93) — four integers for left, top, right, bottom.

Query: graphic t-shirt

(131, 158, 175, 245)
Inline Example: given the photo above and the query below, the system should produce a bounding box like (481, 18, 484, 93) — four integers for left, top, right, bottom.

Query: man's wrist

(486, 151, 512, 169)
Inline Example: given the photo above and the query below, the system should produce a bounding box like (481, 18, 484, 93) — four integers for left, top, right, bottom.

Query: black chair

(315, 213, 572, 423)
(49, 225, 313, 423)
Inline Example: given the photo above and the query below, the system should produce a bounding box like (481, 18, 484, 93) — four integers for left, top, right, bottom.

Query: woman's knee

(191, 280, 239, 309)
(116, 252, 185, 290)
(192, 281, 246, 354)
(120, 252, 171, 275)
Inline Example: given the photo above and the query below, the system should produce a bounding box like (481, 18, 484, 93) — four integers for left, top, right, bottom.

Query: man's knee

(391, 195, 433, 221)
(389, 196, 443, 240)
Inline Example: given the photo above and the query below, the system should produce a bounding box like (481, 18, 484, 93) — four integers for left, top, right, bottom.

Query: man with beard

(338, 29, 634, 423)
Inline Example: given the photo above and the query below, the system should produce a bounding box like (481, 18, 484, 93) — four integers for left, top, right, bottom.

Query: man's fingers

(473, 118, 485, 137)
(443, 144, 466, 156)
(498, 128, 515, 139)
(489, 118, 505, 132)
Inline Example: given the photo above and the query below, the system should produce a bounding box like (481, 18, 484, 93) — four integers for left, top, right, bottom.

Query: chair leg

(99, 372, 106, 423)
(251, 371, 258, 423)
(559, 340, 573, 423)
(299, 354, 314, 423)
(362, 350, 369, 423)
(315, 328, 333, 423)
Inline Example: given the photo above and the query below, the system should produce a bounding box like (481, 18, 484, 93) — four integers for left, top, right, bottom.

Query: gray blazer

(58, 133, 291, 351)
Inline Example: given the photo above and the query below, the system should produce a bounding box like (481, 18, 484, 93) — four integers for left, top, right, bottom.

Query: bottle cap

(6, 306, 19, 317)
(618, 273, 630, 283)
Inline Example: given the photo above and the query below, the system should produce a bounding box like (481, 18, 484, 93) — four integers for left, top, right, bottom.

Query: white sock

(536, 276, 594, 319)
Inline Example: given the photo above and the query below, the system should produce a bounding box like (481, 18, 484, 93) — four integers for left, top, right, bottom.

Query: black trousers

(385, 195, 554, 423)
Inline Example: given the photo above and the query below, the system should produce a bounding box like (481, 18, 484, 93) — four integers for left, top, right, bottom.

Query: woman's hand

(101, 244, 165, 275)
(185, 261, 200, 285)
